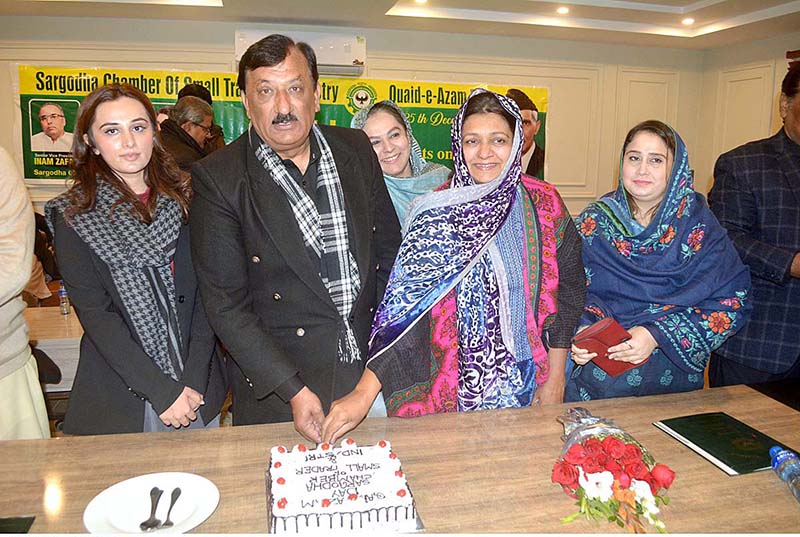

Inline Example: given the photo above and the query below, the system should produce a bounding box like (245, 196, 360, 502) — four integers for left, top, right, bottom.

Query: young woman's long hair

(66, 83, 189, 223)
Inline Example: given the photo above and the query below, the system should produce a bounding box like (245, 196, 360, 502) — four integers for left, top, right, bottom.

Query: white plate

(83, 472, 219, 534)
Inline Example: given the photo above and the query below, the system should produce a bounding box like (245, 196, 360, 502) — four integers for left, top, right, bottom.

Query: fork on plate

(139, 487, 163, 532)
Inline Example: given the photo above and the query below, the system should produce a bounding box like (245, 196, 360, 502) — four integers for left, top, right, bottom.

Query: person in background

(31, 102, 74, 153)
(156, 105, 174, 125)
(567, 120, 751, 402)
(159, 96, 214, 173)
(707, 62, 800, 386)
(20, 211, 57, 308)
(0, 146, 50, 440)
(189, 34, 400, 441)
(506, 88, 544, 178)
(46, 83, 226, 435)
(34, 212, 60, 281)
(322, 89, 585, 443)
(178, 83, 225, 155)
(22, 254, 52, 307)
(351, 100, 450, 224)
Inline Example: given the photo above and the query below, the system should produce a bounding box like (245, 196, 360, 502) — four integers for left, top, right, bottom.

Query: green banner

(19, 66, 548, 180)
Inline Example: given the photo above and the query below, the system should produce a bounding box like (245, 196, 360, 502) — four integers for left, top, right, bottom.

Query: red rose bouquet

(552, 407, 675, 533)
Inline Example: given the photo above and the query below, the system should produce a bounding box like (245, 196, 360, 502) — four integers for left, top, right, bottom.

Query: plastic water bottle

(58, 282, 70, 315)
(769, 446, 800, 503)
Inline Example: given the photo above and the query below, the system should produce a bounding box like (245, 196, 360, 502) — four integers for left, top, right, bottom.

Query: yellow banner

(20, 66, 549, 112)
(319, 78, 549, 112)
(19, 66, 242, 101)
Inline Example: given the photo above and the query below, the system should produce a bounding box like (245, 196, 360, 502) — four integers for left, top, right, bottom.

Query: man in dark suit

(506, 88, 545, 178)
(177, 83, 226, 156)
(189, 34, 401, 440)
(707, 62, 800, 386)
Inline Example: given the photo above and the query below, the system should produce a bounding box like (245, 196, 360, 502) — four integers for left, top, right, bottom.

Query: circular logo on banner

(346, 83, 378, 114)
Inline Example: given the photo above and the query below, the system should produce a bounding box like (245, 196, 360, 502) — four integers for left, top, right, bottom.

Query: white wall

(0, 16, 792, 213)
(696, 31, 799, 194)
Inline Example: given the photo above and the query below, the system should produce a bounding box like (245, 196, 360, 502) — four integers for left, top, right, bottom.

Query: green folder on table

(0, 516, 34, 533)
(653, 412, 792, 476)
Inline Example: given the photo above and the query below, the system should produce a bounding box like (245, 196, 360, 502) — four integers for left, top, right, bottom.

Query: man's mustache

(273, 113, 298, 124)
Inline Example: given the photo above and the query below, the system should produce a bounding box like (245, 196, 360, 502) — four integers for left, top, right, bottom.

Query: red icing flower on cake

(273, 461, 282, 468)
(321, 443, 330, 450)
(395, 470, 403, 477)
(379, 440, 387, 448)
(346, 438, 355, 445)
(277, 446, 286, 453)
(321, 499, 331, 508)
(348, 493, 358, 501)
(276, 477, 285, 485)
(297, 444, 307, 452)
(389, 453, 397, 459)
(397, 489, 407, 497)
(277, 498, 287, 509)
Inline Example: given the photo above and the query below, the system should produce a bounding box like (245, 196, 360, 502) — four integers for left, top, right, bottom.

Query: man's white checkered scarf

(254, 125, 362, 363)
(45, 181, 185, 380)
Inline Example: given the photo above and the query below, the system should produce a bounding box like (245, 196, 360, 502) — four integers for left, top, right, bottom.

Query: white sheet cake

(267, 439, 417, 533)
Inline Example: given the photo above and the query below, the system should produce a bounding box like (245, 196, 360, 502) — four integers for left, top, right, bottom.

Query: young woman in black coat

(47, 84, 226, 435)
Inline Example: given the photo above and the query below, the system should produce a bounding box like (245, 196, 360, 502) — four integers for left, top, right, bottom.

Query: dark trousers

(709, 352, 800, 387)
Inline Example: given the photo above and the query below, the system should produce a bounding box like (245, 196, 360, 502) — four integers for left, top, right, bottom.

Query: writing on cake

(267, 439, 417, 533)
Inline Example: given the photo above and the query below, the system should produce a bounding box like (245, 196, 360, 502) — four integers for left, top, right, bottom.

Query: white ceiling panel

(1, 0, 799, 49)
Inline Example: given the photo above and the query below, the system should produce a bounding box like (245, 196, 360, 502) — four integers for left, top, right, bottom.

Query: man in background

(156, 105, 174, 125)
(159, 96, 214, 173)
(707, 62, 800, 386)
(178, 83, 225, 155)
(31, 102, 73, 152)
(506, 88, 544, 178)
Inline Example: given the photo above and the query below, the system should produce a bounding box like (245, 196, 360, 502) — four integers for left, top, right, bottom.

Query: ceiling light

(414, 0, 428, 4)
(557, 7, 569, 15)
(682, 17, 695, 25)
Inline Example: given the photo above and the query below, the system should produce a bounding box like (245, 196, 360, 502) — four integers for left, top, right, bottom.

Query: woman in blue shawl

(351, 100, 451, 223)
(565, 120, 752, 401)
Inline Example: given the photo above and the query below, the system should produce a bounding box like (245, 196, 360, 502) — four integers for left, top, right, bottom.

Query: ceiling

(3, 0, 800, 50)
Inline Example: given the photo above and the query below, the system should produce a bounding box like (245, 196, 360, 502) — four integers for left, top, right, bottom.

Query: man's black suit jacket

(708, 128, 800, 374)
(525, 144, 545, 179)
(190, 125, 401, 424)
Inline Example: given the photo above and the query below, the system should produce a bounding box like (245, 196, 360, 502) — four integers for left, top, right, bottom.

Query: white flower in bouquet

(630, 479, 661, 524)
(578, 468, 614, 502)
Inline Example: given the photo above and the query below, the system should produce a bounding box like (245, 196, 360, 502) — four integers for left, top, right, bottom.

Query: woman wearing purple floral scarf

(322, 89, 585, 443)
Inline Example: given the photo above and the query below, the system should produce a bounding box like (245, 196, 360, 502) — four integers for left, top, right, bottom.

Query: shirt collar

(282, 132, 320, 168)
(248, 126, 320, 167)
